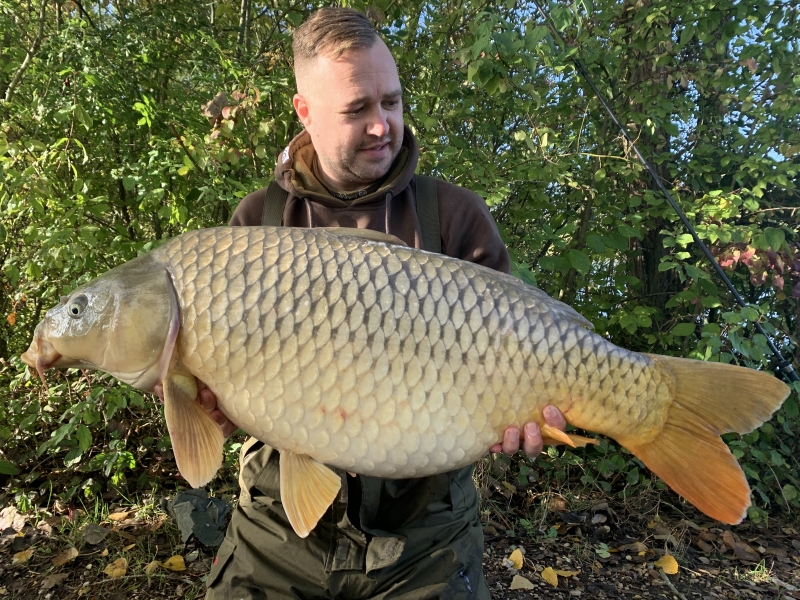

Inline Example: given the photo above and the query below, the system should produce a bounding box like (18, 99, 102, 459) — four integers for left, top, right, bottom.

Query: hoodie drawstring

(384, 191, 393, 237)
(304, 197, 315, 228)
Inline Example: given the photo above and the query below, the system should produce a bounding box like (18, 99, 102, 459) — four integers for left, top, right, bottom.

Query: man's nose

(367, 108, 390, 138)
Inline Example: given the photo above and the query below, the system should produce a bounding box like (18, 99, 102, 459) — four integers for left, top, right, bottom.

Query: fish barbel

(21, 227, 789, 537)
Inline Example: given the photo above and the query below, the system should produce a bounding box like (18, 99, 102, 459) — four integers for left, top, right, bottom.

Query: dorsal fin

(320, 227, 408, 247)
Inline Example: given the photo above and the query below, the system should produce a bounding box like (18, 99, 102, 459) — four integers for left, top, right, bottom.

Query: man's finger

(500, 426, 520, 455)
(543, 405, 567, 429)
(521, 422, 543, 458)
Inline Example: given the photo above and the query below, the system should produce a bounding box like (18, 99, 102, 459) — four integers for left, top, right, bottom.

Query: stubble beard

(329, 135, 403, 190)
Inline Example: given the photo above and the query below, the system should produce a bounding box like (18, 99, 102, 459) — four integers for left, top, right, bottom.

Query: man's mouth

(360, 139, 391, 153)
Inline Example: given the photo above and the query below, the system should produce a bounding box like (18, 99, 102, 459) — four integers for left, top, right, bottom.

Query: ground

(1, 482, 798, 599)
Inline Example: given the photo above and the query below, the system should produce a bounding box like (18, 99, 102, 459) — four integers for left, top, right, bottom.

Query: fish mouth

(21, 336, 61, 389)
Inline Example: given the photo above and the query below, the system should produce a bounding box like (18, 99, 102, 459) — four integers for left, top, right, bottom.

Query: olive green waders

(205, 438, 490, 599)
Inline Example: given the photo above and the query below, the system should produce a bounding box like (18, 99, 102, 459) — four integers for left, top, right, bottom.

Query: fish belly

(166, 227, 669, 478)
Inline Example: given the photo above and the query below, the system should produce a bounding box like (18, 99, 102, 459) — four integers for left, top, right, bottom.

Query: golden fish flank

(21, 226, 790, 538)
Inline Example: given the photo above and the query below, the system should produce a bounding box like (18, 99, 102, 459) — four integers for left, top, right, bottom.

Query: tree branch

(3, 0, 47, 103)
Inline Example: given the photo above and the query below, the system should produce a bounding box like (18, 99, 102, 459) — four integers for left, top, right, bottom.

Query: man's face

(293, 40, 404, 192)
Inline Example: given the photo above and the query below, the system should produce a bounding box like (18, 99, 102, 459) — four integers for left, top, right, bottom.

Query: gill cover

(35, 253, 180, 389)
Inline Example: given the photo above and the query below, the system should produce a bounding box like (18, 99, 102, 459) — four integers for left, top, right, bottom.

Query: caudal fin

(624, 356, 790, 524)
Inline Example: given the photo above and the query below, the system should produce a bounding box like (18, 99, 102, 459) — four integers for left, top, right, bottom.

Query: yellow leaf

(508, 548, 524, 570)
(7, 313, 16, 326)
(52, 547, 79, 566)
(108, 511, 133, 522)
(160, 555, 186, 571)
(100, 549, 109, 557)
(12, 549, 32, 564)
(510, 574, 535, 590)
(123, 543, 136, 551)
(655, 554, 679, 575)
(554, 569, 580, 577)
(144, 560, 160, 575)
(104, 557, 128, 578)
(541, 566, 559, 587)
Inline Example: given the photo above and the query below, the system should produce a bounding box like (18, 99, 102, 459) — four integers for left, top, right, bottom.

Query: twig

(4, 0, 48, 103)
(660, 569, 689, 600)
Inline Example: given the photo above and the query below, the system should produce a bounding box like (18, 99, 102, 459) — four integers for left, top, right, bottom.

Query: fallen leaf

(108, 511, 134, 522)
(0, 586, 7, 595)
(547, 497, 567, 512)
(619, 541, 648, 553)
(0, 507, 27, 531)
(12, 549, 33, 564)
(696, 539, 714, 554)
(555, 569, 580, 577)
(510, 574, 535, 590)
(83, 523, 110, 545)
(41, 573, 69, 590)
(655, 554, 679, 574)
(541, 566, 559, 587)
(104, 557, 128, 578)
(160, 555, 186, 571)
(508, 548, 523, 570)
(144, 560, 160, 575)
(100, 548, 109, 557)
(123, 543, 136, 551)
(52, 547, 79, 566)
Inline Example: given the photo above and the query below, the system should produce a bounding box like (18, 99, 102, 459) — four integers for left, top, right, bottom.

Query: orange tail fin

(623, 356, 790, 524)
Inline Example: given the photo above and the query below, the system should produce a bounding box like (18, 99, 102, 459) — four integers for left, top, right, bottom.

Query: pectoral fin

(279, 450, 341, 538)
(540, 424, 598, 448)
(163, 372, 224, 488)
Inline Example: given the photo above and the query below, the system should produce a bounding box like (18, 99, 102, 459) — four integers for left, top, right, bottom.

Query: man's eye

(384, 101, 399, 109)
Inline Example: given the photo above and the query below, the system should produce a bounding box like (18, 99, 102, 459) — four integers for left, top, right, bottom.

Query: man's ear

(293, 93, 311, 127)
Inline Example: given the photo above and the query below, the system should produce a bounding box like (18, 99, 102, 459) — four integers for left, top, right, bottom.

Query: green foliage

(0, 0, 797, 519)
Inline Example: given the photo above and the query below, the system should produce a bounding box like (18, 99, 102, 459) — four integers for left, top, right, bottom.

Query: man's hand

(490, 405, 566, 459)
(153, 380, 238, 438)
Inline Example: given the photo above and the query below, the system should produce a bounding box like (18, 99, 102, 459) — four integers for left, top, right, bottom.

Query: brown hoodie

(230, 126, 510, 273)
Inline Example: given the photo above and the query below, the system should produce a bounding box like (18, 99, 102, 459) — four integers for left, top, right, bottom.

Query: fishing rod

(528, 0, 799, 384)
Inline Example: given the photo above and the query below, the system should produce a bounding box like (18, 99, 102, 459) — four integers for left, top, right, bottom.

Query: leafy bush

(1, 0, 796, 519)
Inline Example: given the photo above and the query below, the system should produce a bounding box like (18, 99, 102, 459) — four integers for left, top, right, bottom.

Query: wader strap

(415, 175, 441, 254)
(261, 180, 288, 226)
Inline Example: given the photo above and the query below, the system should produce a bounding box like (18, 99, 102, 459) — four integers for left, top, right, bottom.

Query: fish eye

(68, 295, 88, 318)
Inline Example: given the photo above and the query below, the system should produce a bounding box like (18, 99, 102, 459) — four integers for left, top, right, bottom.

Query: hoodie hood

(275, 125, 419, 208)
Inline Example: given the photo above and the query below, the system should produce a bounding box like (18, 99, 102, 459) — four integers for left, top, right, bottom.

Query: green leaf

(76, 425, 92, 453)
(594, 168, 606, 181)
(568, 249, 591, 274)
(586, 234, 605, 253)
(764, 227, 785, 251)
(670, 323, 696, 336)
(0, 460, 19, 475)
(740, 306, 759, 322)
(74, 104, 93, 130)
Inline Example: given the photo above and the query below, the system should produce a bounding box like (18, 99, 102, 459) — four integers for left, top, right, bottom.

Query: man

(199, 7, 567, 598)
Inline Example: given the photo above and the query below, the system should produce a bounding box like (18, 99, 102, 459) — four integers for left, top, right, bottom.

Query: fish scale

(23, 226, 790, 532)
(168, 227, 665, 477)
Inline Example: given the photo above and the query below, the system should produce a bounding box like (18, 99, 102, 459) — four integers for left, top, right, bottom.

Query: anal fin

(541, 424, 598, 448)
(163, 372, 224, 488)
(279, 450, 341, 538)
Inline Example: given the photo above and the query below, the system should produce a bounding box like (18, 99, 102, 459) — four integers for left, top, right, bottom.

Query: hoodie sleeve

(434, 179, 510, 275)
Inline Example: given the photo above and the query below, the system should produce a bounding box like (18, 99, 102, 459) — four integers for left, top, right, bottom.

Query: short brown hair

(293, 7, 378, 62)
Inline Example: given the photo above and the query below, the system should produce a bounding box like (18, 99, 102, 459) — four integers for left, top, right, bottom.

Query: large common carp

(22, 227, 789, 537)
